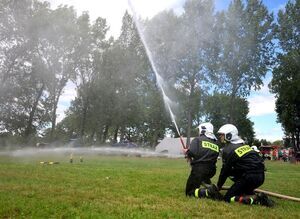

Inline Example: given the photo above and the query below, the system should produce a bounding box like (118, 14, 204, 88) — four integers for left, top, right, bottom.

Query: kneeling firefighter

(183, 122, 222, 200)
(216, 124, 274, 207)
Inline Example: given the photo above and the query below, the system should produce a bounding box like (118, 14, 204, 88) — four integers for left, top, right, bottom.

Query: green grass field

(0, 154, 299, 218)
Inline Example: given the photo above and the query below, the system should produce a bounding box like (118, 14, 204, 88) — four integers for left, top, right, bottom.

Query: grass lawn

(0, 153, 299, 218)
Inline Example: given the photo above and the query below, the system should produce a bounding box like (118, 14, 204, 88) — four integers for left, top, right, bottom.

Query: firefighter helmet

(198, 122, 214, 135)
(217, 124, 243, 143)
(198, 122, 216, 140)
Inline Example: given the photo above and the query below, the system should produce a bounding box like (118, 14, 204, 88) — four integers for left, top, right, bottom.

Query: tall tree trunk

(50, 78, 67, 141)
(120, 125, 125, 140)
(50, 96, 59, 141)
(113, 126, 119, 142)
(296, 131, 300, 151)
(102, 125, 109, 143)
(187, 108, 192, 146)
(292, 134, 296, 151)
(24, 83, 45, 140)
(80, 100, 88, 138)
(230, 79, 242, 123)
(229, 93, 235, 124)
(186, 81, 195, 147)
(229, 88, 240, 124)
(151, 134, 157, 148)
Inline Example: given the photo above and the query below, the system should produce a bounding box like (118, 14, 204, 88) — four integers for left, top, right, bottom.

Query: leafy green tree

(215, 0, 274, 121)
(32, 5, 78, 141)
(275, 0, 300, 52)
(142, 10, 180, 141)
(81, 16, 110, 143)
(175, 0, 217, 145)
(272, 139, 283, 146)
(204, 92, 255, 144)
(70, 13, 109, 140)
(270, 0, 300, 151)
(0, 0, 51, 142)
(252, 139, 271, 147)
(270, 51, 300, 151)
(0, 1, 79, 144)
(143, 0, 217, 145)
(112, 11, 170, 145)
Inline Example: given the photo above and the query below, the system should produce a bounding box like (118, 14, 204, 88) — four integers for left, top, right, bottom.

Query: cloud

(248, 79, 276, 116)
(247, 74, 284, 141)
(248, 95, 276, 116)
(255, 129, 283, 141)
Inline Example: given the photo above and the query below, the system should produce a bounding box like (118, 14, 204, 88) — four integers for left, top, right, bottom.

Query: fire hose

(179, 135, 187, 149)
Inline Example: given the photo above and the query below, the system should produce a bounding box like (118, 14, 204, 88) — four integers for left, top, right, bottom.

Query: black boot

(256, 192, 275, 207)
(207, 184, 223, 200)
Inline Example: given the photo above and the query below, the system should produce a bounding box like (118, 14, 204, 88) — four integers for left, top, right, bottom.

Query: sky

(46, 0, 289, 142)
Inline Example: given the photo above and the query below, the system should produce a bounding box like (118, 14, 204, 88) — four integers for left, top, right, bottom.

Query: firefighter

(216, 124, 274, 207)
(183, 122, 222, 200)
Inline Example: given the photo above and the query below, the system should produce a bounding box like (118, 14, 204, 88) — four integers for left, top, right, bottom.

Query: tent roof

(155, 137, 193, 156)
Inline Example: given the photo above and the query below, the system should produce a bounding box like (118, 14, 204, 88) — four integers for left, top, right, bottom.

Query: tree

(0, 1, 79, 144)
(215, 0, 274, 121)
(203, 92, 255, 144)
(270, 0, 300, 151)
(0, 0, 51, 142)
(70, 12, 110, 140)
(252, 139, 271, 146)
(272, 139, 283, 146)
(270, 52, 300, 151)
(143, 0, 217, 145)
(32, 5, 78, 141)
(110, 11, 170, 145)
(142, 10, 181, 141)
(175, 0, 217, 145)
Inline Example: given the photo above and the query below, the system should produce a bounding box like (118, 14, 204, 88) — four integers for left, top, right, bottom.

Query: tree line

(0, 0, 299, 150)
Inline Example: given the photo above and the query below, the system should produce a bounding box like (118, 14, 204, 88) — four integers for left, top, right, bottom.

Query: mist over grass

(0, 146, 181, 159)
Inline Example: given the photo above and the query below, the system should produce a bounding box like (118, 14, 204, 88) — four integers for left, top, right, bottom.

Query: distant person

(216, 124, 274, 207)
(183, 122, 222, 200)
(278, 149, 283, 160)
(251, 145, 263, 157)
(282, 149, 288, 162)
(251, 145, 260, 153)
(272, 149, 277, 161)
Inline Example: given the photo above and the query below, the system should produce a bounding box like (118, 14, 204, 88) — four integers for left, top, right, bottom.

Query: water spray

(128, 0, 187, 149)
(163, 89, 187, 149)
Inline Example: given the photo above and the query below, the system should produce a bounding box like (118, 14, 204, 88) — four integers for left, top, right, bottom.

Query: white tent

(155, 137, 194, 156)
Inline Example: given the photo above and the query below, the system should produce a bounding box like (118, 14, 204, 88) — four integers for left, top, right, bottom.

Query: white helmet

(198, 122, 217, 140)
(217, 124, 244, 144)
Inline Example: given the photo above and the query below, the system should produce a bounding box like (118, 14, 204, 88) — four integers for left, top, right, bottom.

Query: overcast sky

(46, 0, 288, 141)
